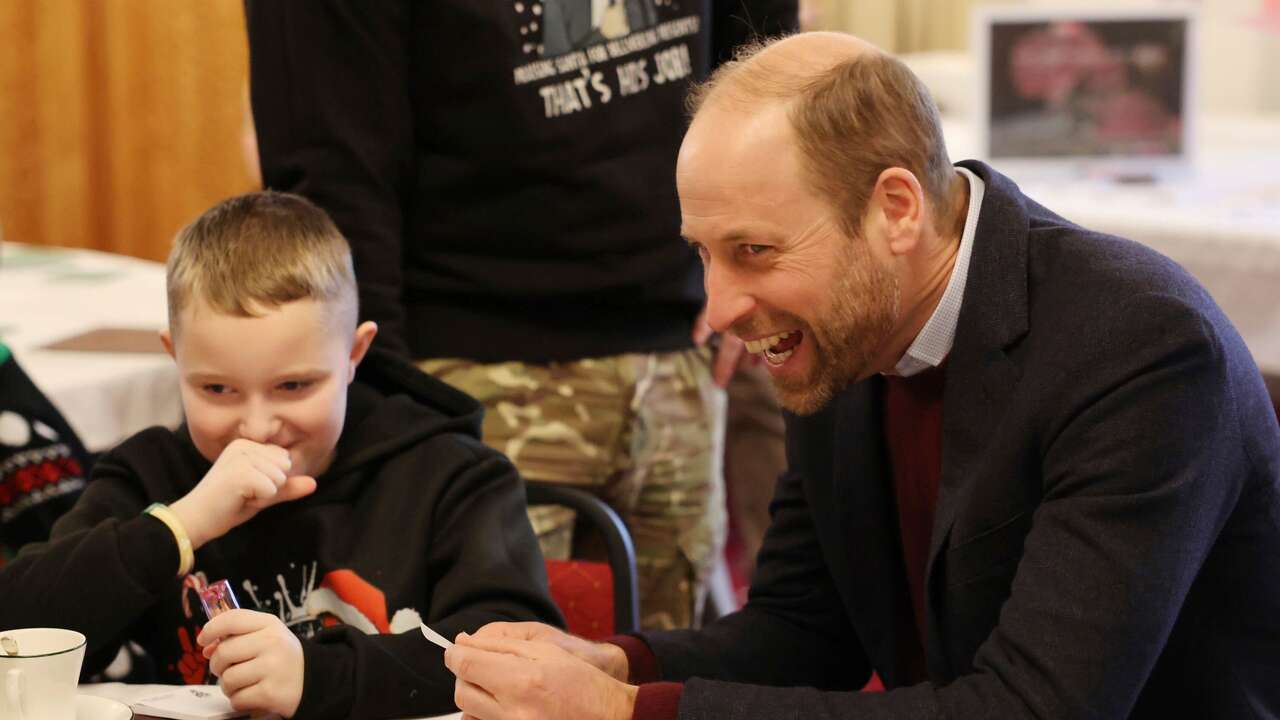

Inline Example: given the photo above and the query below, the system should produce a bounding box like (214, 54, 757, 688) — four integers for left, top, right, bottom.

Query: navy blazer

(643, 162, 1280, 718)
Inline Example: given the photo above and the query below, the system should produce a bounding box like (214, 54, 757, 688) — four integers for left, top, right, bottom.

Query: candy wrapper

(199, 579, 240, 620)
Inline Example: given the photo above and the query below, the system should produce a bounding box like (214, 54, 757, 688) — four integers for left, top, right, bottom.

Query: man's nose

(702, 261, 755, 334)
(238, 401, 281, 444)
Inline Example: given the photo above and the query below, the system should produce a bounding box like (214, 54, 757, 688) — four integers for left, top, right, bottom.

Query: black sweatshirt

(246, 0, 798, 362)
(0, 350, 562, 719)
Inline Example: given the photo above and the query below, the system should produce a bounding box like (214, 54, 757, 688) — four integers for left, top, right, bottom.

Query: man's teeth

(744, 331, 794, 354)
(763, 346, 794, 365)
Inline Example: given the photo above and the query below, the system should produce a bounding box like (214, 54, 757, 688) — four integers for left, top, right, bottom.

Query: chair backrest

(525, 482, 640, 638)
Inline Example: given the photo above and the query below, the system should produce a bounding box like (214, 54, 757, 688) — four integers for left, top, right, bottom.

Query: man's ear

(159, 328, 176, 360)
(347, 321, 379, 383)
(870, 167, 924, 256)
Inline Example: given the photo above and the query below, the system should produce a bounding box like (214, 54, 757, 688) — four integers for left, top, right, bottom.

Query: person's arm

(638, 462, 871, 690)
(448, 399, 872, 720)
(290, 447, 564, 720)
(0, 449, 179, 675)
(245, 0, 415, 359)
(675, 291, 1255, 719)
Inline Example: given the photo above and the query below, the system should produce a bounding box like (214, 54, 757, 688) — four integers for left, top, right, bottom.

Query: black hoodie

(0, 350, 562, 719)
(246, 0, 799, 362)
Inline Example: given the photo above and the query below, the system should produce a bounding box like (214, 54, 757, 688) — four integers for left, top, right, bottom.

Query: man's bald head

(683, 32, 956, 237)
(687, 32, 879, 116)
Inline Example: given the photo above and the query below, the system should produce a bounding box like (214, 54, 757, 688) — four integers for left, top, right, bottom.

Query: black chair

(526, 481, 640, 635)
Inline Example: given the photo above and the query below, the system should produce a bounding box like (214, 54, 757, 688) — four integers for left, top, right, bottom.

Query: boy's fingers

(275, 476, 316, 503)
(218, 656, 266, 697)
(198, 609, 270, 646)
(249, 456, 288, 486)
(241, 472, 278, 503)
(208, 632, 260, 676)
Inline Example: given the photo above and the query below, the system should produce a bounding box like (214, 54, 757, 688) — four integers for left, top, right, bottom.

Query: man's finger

(445, 642, 537, 694)
(454, 677, 504, 720)
(471, 621, 555, 643)
(692, 307, 714, 346)
(455, 632, 550, 661)
(713, 334, 746, 387)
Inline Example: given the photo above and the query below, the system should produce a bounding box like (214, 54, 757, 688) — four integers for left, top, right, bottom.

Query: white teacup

(0, 628, 86, 720)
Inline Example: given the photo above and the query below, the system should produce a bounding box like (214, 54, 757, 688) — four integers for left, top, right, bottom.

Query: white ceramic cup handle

(5, 667, 27, 720)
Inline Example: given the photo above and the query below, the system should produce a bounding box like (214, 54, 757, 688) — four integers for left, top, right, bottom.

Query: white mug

(0, 628, 86, 720)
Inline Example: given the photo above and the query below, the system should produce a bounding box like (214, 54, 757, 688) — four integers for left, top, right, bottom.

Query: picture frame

(972, 4, 1198, 180)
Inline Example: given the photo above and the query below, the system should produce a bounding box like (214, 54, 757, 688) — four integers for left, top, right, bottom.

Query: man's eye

(203, 384, 230, 396)
(743, 244, 770, 256)
(279, 380, 313, 393)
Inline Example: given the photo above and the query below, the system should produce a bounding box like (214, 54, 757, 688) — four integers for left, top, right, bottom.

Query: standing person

(0, 192, 561, 719)
(245, 0, 797, 630)
(443, 32, 1280, 719)
(0, 344, 91, 561)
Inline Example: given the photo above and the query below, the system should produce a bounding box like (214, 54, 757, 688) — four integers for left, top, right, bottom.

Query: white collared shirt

(891, 167, 985, 377)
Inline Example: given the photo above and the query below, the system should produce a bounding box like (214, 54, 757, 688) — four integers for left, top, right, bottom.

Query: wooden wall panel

(0, 0, 254, 262)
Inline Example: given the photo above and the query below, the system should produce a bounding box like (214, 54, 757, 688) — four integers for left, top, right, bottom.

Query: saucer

(76, 693, 134, 719)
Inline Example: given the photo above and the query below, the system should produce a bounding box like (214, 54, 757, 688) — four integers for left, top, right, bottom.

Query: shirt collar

(891, 167, 985, 377)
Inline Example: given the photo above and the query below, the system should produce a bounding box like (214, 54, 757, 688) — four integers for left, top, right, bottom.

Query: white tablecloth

(79, 683, 462, 720)
(0, 243, 182, 451)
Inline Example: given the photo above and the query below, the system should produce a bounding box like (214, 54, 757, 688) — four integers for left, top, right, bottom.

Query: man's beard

(773, 239, 899, 415)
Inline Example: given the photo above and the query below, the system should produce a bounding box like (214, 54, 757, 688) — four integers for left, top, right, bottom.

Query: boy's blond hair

(166, 191, 357, 335)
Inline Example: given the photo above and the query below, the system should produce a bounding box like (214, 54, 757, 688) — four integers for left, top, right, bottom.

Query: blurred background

(1, 0, 1276, 261)
(0, 3, 253, 261)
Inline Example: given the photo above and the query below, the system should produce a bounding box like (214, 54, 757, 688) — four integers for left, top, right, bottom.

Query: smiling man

(445, 32, 1280, 720)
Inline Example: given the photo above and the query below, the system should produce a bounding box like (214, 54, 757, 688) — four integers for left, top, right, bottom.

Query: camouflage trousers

(419, 348, 727, 630)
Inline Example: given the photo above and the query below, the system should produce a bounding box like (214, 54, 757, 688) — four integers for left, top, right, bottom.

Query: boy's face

(161, 298, 376, 480)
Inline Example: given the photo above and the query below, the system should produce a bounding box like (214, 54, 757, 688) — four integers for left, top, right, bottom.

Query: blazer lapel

(923, 162, 1030, 677)
(830, 379, 918, 687)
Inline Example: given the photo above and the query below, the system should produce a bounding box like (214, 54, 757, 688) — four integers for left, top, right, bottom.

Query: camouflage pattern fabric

(419, 348, 726, 630)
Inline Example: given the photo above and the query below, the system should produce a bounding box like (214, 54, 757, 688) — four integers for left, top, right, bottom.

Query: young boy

(0, 192, 562, 719)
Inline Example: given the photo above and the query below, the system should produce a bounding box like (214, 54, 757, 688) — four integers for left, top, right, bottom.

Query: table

(79, 683, 462, 720)
(0, 243, 182, 451)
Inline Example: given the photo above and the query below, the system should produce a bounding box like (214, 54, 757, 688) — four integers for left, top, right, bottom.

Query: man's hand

(467, 621, 629, 682)
(693, 306, 751, 388)
(199, 609, 305, 719)
(446, 633, 638, 720)
(170, 439, 316, 548)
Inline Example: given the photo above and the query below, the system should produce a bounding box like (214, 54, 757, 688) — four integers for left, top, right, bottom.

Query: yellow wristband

(145, 503, 194, 577)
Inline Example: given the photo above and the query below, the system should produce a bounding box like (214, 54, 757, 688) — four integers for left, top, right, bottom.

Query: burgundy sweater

(620, 368, 947, 718)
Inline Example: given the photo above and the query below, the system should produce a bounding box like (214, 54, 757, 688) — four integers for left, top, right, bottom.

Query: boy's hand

(170, 438, 316, 549)
(199, 609, 305, 719)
